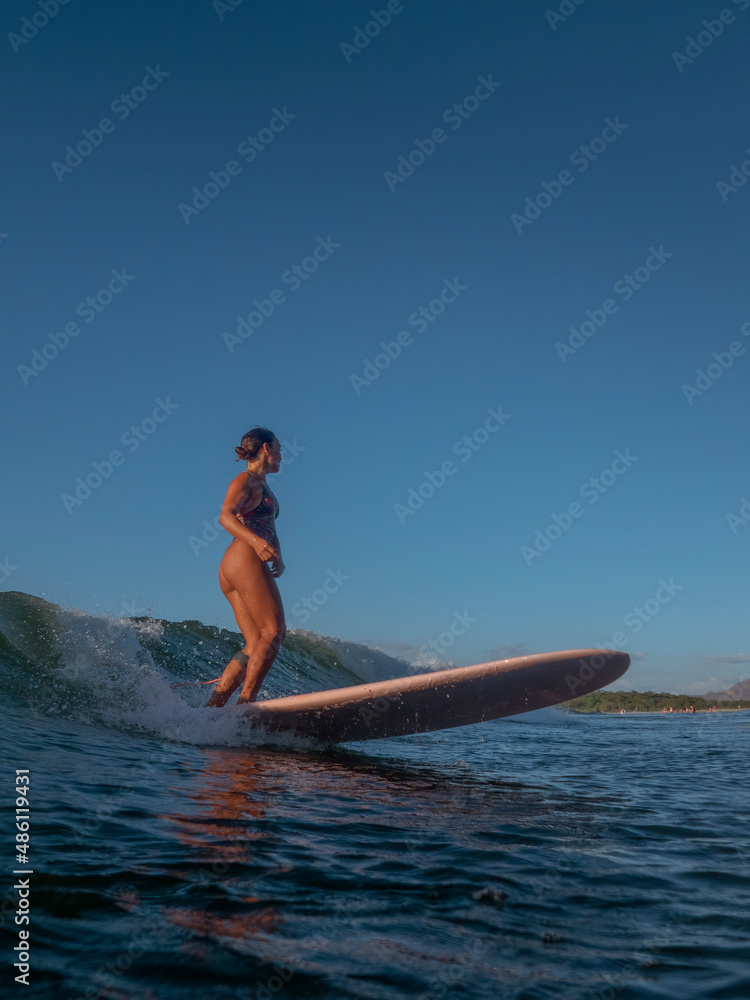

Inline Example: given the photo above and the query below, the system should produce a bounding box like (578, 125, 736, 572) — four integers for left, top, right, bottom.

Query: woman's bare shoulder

(224, 470, 260, 502)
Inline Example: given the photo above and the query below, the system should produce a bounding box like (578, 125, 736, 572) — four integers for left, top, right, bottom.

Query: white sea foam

(47, 608, 308, 747)
(501, 706, 582, 725)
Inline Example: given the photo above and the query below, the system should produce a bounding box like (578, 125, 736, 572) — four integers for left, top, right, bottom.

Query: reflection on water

(5, 709, 750, 1000)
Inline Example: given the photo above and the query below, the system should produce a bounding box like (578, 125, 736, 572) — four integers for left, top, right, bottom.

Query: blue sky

(2, 0, 749, 695)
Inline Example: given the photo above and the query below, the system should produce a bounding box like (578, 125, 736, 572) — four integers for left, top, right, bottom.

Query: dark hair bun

(235, 427, 276, 462)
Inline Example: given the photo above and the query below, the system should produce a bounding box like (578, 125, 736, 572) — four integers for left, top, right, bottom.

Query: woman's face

(268, 438, 282, 473)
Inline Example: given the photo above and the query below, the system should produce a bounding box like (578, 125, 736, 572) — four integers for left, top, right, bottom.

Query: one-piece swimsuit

(233, 473, 279, 544)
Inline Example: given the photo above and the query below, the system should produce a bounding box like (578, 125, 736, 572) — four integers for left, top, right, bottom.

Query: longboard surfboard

(240, 648, 629, 743)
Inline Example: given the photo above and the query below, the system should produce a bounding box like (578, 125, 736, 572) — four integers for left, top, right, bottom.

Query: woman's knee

(259, 621, 285, 651)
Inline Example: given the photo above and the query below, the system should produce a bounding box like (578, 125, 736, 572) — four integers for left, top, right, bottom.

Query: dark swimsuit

(232, 473, 279, 544)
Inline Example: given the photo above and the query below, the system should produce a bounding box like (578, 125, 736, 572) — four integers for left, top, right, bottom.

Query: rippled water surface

(1, 593, 748, 999)
(4, 710, 749, 1000)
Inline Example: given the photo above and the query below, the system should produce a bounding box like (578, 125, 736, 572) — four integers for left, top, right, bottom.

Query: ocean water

(1, 591, 748, 1000)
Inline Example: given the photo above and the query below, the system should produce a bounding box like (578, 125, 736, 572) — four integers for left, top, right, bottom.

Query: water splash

(0, 591, 406, 747)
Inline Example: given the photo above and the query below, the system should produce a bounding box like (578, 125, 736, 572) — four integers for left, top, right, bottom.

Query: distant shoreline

(568, 706, 750, 716)
(564, 690, 750, 714)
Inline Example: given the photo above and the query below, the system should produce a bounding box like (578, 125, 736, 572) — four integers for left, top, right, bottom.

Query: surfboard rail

(239, 648, 630, 743)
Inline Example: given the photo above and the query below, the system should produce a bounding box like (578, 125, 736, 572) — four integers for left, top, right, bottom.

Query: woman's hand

(270, 556, 285, 578)
(253, 538, 279, 563)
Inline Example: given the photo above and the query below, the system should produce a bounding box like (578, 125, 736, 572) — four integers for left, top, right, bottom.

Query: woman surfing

(206, 427, 286, 707)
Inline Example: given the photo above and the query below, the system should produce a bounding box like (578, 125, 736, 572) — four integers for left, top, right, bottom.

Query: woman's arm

(219, 474, 279, 560)
(269, 528, 285, 577)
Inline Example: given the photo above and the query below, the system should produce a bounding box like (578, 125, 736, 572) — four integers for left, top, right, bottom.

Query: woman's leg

(205, 582, 260, 706)
(208, 541, 285, 706)
(231, 563, 286, 704)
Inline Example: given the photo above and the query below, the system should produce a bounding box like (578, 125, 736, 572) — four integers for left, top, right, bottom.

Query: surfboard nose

(565, 649, 630, 696)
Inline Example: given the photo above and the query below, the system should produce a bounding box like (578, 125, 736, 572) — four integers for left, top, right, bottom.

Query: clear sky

(2, 0, 749, 695)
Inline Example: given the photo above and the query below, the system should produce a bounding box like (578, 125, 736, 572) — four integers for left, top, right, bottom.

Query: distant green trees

(564, 690, 750, 713)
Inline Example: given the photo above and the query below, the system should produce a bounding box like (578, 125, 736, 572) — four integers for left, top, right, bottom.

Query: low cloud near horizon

(482, 643, 529, 661)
